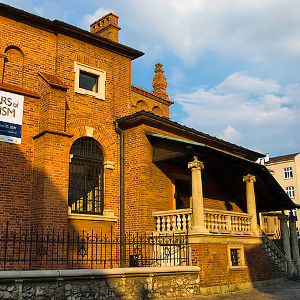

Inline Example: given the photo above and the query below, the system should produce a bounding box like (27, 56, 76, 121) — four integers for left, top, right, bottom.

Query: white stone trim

(104, 160, 115, 170)
(68, 207, 118, 222)
(74, 62, 106, 100)
(0, 266, 201, 280)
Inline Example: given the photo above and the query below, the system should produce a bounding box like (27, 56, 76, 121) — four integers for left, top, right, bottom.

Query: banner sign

(0, 90, 24, 144)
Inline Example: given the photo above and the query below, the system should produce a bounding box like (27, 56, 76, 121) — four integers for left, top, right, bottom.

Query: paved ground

(176, 280, 300, 299)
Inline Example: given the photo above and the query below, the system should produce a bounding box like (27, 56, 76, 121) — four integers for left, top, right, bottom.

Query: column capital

(243, 174, 256, 183)
(188, 156, 204, 170)
(289, 214, 297, 222)
(278, 213, 288, 221)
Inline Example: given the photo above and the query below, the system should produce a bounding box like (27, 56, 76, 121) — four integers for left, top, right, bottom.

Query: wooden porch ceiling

(146, 132, 296, 213)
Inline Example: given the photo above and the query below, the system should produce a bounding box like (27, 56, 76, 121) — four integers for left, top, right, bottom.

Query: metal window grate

(68, 137, 104, 214)
(230, 248, 240, 266)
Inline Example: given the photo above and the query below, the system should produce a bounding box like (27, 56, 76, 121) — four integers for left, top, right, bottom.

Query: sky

(2, 0, 300, 156)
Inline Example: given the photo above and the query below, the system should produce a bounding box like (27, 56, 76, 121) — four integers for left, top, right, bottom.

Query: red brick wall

(191, 243, 284, 287)
(0, 13, 132, 235)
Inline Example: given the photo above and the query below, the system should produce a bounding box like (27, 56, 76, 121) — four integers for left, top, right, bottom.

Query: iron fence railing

(0, 223, 189, 271)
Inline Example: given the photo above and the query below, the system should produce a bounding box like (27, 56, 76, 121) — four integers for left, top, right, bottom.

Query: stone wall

(0, 267, 286, 300)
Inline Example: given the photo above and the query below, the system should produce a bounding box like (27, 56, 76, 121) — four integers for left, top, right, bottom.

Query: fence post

(3, 221, 9, 271)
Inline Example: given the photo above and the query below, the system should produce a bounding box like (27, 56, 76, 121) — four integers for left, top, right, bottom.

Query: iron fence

(0, 223, 189, 271)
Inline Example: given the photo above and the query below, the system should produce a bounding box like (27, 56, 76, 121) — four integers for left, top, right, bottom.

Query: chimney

(152, 63, 169, 100)
(90, 13, 121, 43)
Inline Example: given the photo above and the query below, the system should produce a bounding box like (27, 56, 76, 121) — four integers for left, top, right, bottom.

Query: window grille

(285, 186, 295, 198)
(230, 248, 240, 266)
(284, 167, 293, 179)
(68, 137, 104, 214)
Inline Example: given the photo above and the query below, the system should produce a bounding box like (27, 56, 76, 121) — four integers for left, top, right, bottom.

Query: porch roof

(145, 131, 296, 213)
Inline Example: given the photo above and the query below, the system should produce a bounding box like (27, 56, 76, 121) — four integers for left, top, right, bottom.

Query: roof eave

(117, 111, 263, 161)
(0, 3, 144, 61)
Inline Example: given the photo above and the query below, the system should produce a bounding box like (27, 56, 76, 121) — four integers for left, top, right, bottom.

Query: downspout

(115, 120, 125, 267)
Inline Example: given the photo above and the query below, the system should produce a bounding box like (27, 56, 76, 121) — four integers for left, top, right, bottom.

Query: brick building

(0, 3, 298, 288)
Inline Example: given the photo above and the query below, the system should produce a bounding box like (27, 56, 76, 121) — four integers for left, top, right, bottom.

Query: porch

(147, 131, 295, 238)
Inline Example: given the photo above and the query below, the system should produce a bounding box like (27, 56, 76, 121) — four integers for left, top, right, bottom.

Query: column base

(190, 225, 209, 234)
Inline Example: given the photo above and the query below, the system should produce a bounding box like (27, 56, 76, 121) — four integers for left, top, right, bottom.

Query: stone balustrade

(152, 209, 192, 232)
(153, 208, 252, 235)
(204, 208, 252, 235)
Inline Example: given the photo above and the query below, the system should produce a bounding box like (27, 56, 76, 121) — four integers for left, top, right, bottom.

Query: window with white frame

(227, 244, 246, 269)
(74, 62, 106, 100)
(285, 186, 295, 198)
(283, 167, 293, 179)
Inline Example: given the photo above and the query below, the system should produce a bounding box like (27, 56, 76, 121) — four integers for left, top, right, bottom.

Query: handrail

(259, 227, 288, 262)
(204, 208, 252, 217)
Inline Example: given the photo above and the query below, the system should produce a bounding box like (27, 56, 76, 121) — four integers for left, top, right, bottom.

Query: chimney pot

(90, 12, 121, 43)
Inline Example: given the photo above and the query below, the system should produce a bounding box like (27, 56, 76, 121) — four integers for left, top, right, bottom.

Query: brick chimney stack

(90, 13, 121, 43)
(152, 63, 169, 100)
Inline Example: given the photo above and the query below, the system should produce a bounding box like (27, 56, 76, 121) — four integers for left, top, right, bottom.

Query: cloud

(105, 0, 300, 65)
(82, 7, 115, 29)
(221, 126, 241, 142)
(175, 72, 300, 155)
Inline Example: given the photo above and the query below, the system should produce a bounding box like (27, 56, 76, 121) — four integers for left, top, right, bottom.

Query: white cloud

(176, 72, 300, 155)
(106, 0, 300, 65)
(221, 126, 241, 142)
(82, 7, 114, 29)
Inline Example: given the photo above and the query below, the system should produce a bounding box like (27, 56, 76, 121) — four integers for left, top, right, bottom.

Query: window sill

(75, 90, 105, 100)
(228, 265, 248, 270)
(68, 208, 118, 222)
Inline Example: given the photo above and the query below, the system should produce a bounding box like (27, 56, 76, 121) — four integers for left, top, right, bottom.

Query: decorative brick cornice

(131, 85, 174, 106)
(0, 3, 144, 61)
(0, 82, 40, 98)
(33, 130, 73, 140)
(38, 72, 68, 90)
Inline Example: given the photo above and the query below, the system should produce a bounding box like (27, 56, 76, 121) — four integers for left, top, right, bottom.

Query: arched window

(152, 106, 162, 116)
(68, 137, 104, 214)
(4, 46, 24, 86)
(136, 100, 148, 111)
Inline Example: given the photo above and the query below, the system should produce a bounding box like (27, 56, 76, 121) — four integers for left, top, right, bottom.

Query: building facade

(261, 153, 300, 235)
(0, 3, 298, 288)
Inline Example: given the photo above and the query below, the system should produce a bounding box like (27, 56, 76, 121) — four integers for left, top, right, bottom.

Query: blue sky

(3, 0, 300, 156)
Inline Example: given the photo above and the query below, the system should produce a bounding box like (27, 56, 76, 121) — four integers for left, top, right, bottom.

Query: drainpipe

(115, 121, 125, 267)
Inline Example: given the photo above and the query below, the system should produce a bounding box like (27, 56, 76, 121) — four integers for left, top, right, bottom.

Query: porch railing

(152, 209, 192, 232)
(204, 208, 252, 235)
(153, 208, 252, 235)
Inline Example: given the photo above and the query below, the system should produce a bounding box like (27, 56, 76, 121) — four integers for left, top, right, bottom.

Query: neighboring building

(0, 3, 298, 290)
(262, 153, 300, 235)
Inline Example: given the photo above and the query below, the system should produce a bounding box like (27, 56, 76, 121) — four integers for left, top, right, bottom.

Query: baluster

(177, 214, 181, 231)
(221, 214, 225, 231)
(217, 214, 221, 232)
(156, 217, 161, 232)
(182, 214, 187, 231)
(204, 212, 208, 229)
(187, 214, 192, 230)
(242, 217, 245, 232)
(227, 215, 231, 232)
(172, 215, 176, 231)
(207, 213, 211, 231)
(210, 214, 214, 232)
(232, 216, 236, 232)
(162, 216, 166, 232)
(166, 216, 171, 232)
(238, 217, 242, 232)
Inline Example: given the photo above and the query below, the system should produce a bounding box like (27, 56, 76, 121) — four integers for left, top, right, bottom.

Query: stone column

(289, 214, 300, 268)
(243, 174, 259, 235)
(188, 156, 207, 233)
(279, 213, 292, 263)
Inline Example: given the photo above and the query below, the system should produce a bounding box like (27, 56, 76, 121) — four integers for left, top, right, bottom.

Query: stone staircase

(260, 229, 289, 274)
